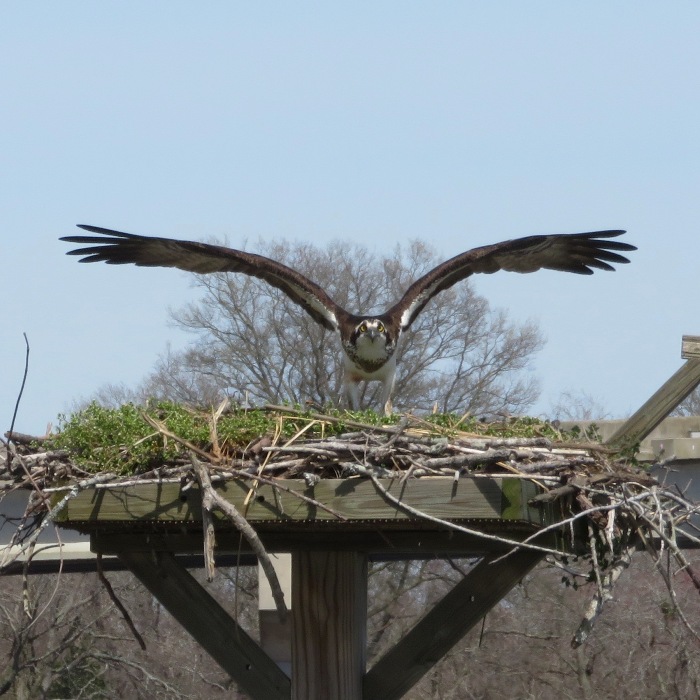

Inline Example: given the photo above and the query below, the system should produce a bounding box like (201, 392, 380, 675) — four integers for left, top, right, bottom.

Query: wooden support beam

(117, 550, 290, 700)
(291, 551, 367, 700)
(259, 553, 292, 675)
(91, 525, 551, 559)
(682, 335, 700, 359)
(363, 549, 543, 700)
(607, 357, 700, 445)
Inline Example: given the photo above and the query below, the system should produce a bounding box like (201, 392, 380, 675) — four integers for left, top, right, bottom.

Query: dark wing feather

(386, 230, 635, 331)
(61, 225, 346, 331)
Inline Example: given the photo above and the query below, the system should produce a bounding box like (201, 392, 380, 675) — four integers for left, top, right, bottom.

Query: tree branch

(190, 454, 288, 622)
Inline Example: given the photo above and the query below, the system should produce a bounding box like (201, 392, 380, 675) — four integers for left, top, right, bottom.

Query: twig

(571, 541, 635, 648)
(263, 403, 404, 435)
(511, 490, 650, 555)
(635, 520, 700, 643)
(96, 553, 146, 650)
(3, 431, 47, 446)
(7, 333, 30, 467)
(201, 494, 217, 582)
(637, 510, 700, 595)
(140, 412, 218, 463)
(220, 470, 348, 521)
(0, 473, 116, 572)
(190, 454, 288, 622)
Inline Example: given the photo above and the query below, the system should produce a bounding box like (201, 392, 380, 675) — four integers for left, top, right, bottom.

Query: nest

(2, 403, 700, 646)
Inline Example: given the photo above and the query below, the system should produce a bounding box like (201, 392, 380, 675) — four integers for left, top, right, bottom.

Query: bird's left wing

(386, 230, 636, 331)
(61, 225, 345, 331)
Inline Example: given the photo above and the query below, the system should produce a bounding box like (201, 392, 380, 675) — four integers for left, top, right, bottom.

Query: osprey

(62, 225, 635, 414)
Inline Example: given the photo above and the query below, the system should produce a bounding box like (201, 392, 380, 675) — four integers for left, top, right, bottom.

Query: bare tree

(4, 552, 700, 698)
(550, 389, 612, 421)
(106, 239, 543, 416)
(366, 554, 700, 699)
(0, 566, 258, 700)
(90, 346, 227, 410)
(673, 386, 700, 416)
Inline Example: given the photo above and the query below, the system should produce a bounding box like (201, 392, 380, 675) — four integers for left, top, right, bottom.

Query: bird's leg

(344, 378, 361, 412)
(379, 368, 396, 417)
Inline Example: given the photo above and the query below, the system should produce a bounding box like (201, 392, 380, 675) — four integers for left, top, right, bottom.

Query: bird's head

(353, 318, 388, 345)
(342, 317, 397, 371)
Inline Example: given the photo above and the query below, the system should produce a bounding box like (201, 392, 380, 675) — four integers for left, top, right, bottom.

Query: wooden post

(608, 335, 700, 445)
(291, 551, 367, 700)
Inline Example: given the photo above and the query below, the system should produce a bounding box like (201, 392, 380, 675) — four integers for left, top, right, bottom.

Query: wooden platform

(40, 334, 700, 698)
(58, 475, 565, 557)
(58, 475, 559, 536)
(55, 476, 566, 699)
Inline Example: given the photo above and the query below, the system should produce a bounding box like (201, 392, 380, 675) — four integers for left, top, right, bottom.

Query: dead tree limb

(190, 454, 288, 622)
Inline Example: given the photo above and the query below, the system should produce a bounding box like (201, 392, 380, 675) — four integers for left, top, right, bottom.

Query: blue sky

(2, 3, 699, 434)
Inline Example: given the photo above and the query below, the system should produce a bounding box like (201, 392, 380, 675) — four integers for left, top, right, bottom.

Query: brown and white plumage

(62, 225, 636, 414)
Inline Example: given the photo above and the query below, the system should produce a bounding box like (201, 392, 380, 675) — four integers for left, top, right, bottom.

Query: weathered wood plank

(57, 477, 545, 525)
(118, 550, 290, 700)
(682, 335, 700, 359)
(607, 359, 700, 445)
(91, 523, 551, 558)
(291, 551, 366, 700)
(363, 550, 544, 700)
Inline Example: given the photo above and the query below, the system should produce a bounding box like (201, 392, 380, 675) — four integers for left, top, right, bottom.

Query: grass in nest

(47, 402, 392, 474)
(46, 401, 590, 475)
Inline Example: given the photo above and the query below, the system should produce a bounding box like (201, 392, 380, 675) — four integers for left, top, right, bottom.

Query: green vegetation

(49, 402, 403, 474)
(47, 401, 588, 475)
(49, 402, 338, 474)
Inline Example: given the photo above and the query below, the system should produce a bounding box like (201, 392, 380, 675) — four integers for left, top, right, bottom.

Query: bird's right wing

(62, 225, 346, 331)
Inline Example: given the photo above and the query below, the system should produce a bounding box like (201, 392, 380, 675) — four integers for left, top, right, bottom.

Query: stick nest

(3, 401, 700, 645)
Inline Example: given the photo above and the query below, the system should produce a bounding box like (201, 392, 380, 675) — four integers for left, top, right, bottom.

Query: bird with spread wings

(62, 225, 635, 414)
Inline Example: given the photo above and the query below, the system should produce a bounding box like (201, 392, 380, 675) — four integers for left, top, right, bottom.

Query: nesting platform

(58, 474, 562, 553)
(8, 334, 700, 698)
(4, 406, 652, 700)
(48, 471, 570, 700)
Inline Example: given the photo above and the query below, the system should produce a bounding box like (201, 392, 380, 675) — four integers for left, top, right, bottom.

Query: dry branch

(190, 454, 288, 622)
(571, 535, 636, 647)
(96, 553, 147, 650)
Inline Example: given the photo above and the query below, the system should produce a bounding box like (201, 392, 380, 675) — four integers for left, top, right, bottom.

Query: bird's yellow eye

(377, 323, 384, 333)
(359, 322, 367, 333)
